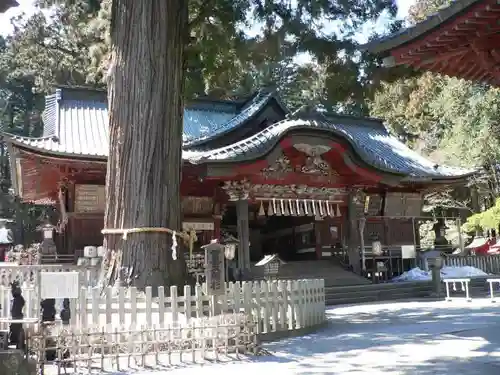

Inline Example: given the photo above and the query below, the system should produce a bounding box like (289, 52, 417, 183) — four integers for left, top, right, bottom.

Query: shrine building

(3, 86, 474, 278)
(363, 0, 500, 85)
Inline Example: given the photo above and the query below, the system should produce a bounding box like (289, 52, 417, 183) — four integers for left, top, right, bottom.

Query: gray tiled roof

(7, 89, 273, 158)
(183, 115, 474, 179)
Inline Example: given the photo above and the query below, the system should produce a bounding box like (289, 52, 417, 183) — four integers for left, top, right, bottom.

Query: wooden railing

(443, 255, 500, 275)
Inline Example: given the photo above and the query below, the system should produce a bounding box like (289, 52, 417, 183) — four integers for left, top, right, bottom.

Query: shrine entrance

(221, 197, 347, 263)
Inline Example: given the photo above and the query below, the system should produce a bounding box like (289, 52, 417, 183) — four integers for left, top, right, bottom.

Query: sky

(0, 0, 417, 37)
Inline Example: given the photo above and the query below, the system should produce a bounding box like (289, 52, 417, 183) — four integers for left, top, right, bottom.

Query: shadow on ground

(252, 300, 500, 374)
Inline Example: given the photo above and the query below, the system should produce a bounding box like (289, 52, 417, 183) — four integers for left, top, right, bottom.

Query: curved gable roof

(183, 113, 474, 180)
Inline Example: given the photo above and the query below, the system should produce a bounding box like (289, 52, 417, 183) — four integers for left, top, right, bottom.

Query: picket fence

(444, 255, 500, 274)
(0, 279, 325, 335)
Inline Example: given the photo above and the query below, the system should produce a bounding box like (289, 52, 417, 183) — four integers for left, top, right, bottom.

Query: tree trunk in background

(103, 0, 189, 289)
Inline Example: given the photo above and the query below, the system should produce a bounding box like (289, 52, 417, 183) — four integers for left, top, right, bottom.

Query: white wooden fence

(0, 279, 325, 335)
(444, 255, 500, 274)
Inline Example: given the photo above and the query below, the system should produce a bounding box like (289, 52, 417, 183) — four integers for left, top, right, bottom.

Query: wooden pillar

(347, 191, 361, 274)
(213, 215, 222, 240)
(315, 220, 322, 259)
(236, 199, 251, 277)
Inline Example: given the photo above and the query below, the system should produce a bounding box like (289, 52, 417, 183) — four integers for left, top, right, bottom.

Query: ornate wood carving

(261, 155, 293, 178)
(222, 179, 347, 202)
(260, 152, 340, 183)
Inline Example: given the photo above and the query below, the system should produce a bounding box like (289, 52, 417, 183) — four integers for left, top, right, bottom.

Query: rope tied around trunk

(101, 227, 198, 258)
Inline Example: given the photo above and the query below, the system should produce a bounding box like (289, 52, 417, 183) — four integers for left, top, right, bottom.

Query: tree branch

(35, 41, 79, 58)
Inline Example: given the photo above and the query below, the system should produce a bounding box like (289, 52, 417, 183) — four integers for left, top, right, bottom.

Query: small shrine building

(3, 87, 473, 275)
(363, 0, 500, 85)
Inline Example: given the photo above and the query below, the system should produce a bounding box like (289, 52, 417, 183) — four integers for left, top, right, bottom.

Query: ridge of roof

(362, 0, 483, 55)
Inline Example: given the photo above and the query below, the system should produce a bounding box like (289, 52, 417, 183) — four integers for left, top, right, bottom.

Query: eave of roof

(362, 0, 483, 55)
(0, 0, 18, 13)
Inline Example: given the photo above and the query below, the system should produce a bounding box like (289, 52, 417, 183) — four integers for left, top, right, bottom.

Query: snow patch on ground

(392, 266, 488, 282)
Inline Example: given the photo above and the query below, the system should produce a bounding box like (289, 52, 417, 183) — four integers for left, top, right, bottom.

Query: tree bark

(103, 0, 189, 289)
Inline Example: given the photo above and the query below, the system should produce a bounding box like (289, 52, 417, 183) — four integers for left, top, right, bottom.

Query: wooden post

(212, 215, 222, 240)
(236, 199, 250, 279)
(456, 217, 464, 253)
(347, 192, 361, 274)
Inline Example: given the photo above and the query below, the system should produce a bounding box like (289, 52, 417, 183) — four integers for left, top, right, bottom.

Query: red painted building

(364, 0, 500, 84)
(3, 87, 473, 275)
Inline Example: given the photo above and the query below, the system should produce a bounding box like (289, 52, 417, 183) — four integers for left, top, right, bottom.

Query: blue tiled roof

(9, 89, 272, 157)
(183, 115, 474, 179)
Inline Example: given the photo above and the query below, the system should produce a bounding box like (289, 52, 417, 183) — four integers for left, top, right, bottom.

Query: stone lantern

(38, 222, 57, 262)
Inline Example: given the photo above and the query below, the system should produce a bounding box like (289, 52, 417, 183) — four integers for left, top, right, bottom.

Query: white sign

(182, 221, 214, 231)
(40, 272, 79, 299)
(401, 245, 416, 259)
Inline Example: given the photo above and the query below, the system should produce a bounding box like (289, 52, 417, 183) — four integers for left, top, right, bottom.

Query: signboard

(40, 271, 79, 299)
(75, 185, 105, 213)
(204, 244, 225, 296)
(401, 245, 416, 259)
(182, 221, 214, 231)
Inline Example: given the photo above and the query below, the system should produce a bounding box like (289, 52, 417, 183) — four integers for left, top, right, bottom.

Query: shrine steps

(324, 281, 433, 306)
(251, 260, 371, 287)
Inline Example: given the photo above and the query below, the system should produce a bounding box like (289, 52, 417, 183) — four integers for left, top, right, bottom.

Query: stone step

(326, 290, 432, 306)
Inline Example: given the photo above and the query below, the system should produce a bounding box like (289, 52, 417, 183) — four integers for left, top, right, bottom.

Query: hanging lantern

(336, 204, 341, 217)
(224, 243, 237, 260)
(372, 240, 382, 256)
(289, 200, 295, 216)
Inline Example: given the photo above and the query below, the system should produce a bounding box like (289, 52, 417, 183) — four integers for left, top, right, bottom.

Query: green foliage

(1, 0, 399, 108)
(463, 198, 500, 233)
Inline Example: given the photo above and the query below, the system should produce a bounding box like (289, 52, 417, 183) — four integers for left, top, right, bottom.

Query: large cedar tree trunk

(103, 0, 189, 289)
